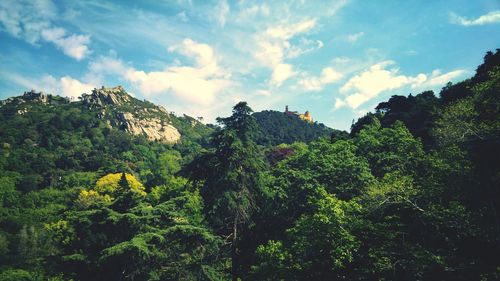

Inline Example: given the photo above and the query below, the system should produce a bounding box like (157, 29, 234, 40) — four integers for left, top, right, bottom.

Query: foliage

(187, 102, 267, 279)
(94, 172, 146, 196)
(253, 110, 347, 145)
(1, 49, 499, 280)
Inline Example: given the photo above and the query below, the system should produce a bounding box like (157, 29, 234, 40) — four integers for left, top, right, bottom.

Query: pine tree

(188, 102, 266, 280)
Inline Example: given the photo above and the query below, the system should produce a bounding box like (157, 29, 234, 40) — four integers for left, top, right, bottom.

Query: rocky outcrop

(0, 90, 70, 109)
(81, 86, 130, 107)
(117, 112, 181, 143)
(22, 90, 49, 103)
(1, 86, 183, 143)
(81, 86, 181, 143)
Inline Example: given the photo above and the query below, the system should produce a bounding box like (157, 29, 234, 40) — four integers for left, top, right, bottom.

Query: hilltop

(0, 86, 212, 144)
(0, 86, 213, 191)
(253, 109, 347, 146)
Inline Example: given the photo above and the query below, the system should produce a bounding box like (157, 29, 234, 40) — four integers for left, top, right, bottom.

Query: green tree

(354, 120, 425, 178)
(188, 102, 266, 280)
(252, 188, 360, 280)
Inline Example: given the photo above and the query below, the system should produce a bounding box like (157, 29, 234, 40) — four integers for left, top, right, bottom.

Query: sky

(0, 0, 499, 130)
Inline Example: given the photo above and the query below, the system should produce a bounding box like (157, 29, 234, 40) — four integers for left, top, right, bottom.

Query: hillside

(253, 110, 348, 145)
(0, 50, 499, 281)
(0, 86, 212, 190)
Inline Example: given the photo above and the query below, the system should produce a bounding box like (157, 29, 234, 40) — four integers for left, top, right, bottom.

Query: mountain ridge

(0, 86, 210, 144)
(1, 86, 344, 147)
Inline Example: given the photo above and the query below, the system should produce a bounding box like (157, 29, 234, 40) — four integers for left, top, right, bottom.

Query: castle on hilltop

(284, 105, 313, 123)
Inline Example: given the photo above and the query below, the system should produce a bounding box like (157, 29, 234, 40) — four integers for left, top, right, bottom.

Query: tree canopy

(1, 50, 499, 281)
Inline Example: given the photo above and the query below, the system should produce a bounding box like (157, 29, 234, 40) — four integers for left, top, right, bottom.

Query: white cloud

(336, 61, 467, 110)
(334, 98, 345, 109)
(451, 11, 500, 26)
(265, 19, 316, 39)
(346, 31, 364, 43)
(126, 69, 229, 105)
(254, 40, 286, 68)
(255, 89, 271, 96)
(85, 53, 128, 84)
(271, 63, 296, 86)
(415, 69, 466, 88)
(287, 38, 323, 59)
(326, 0, 349, 16)
(41, 28, 91, 60)
(81, 39, 231, 106)
(332, 57, 350, 64)
(0, 0, 55, 43)
(321, 67, 343, 83)
(0, 0, 91, 60)
(299, 67, 343, 91)
(254, 19, 318, 86)
(169, 38, 216, 67)
(339, 61, 411, 109)
(41, 75, 94, 99)
(344, 93, 370, 109)
(59, 76, 94, 98)
(1, 70, 94, 99)
(125, 39, 231, 105)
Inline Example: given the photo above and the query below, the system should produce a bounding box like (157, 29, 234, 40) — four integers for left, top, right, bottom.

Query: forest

(0, 49, 499, 280)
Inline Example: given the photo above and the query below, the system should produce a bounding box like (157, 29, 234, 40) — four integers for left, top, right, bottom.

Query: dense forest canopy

(252, 110, 347, 146)
(0, 49, 499, 280)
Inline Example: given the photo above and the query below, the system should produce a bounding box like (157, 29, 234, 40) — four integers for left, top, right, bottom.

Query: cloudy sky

(1, 0, 499, 130)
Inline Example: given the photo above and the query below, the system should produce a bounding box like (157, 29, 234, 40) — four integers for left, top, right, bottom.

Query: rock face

(22, 90, 49, 103)
(1, 90, 68, 107)
(117, 112, 181, 143)
(81, 86, 181, 143)
(81, 86, 130, 107)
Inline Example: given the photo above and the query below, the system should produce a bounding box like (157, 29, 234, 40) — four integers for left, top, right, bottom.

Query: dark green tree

(188, 102, 266, 280)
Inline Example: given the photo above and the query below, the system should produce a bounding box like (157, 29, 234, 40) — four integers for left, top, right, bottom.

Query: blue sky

(1, 0, 499, 130)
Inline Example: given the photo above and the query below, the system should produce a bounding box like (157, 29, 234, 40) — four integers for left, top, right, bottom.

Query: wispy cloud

(0, 0, 55, 43)
(0, 71, 39, 89)
(299, 67, 343, 92)
(265, 19, 317, 40)
(254, 18, 318, 86)
(346, 31, 364, 43)
(450, 11, 500, 26)
(287, 38, 324, 59)
(0, 0, 91, 60)
(176, 11, 189, 22)
(213, 0, 230, 27)
(84, 52, 129, 85)
(235, 3, 270, 22)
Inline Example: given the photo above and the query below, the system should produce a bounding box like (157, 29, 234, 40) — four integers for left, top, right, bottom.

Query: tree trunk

(232, 217, 238, 281)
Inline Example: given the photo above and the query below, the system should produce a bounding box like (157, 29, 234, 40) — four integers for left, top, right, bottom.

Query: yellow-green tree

(95, 173, 146, 196)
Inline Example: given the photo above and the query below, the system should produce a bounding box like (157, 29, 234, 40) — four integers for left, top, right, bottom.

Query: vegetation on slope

(253, 110, 347, 146)
(0, 50, 498, 280)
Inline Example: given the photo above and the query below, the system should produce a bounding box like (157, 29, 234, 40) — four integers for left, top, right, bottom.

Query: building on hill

(23, 90, 48, 103)
(284, 105, 313, 123)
